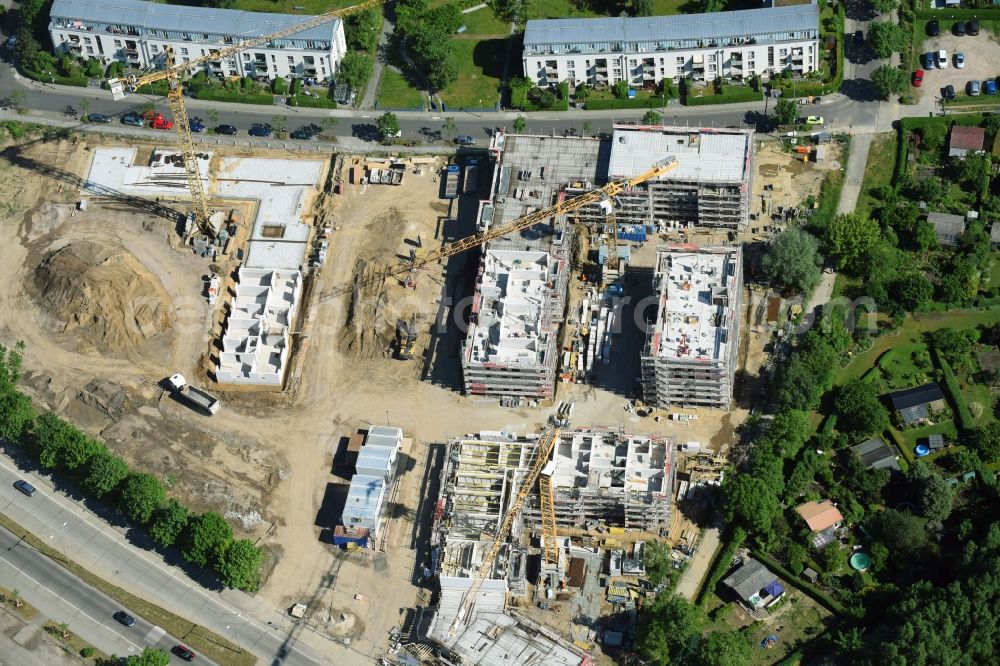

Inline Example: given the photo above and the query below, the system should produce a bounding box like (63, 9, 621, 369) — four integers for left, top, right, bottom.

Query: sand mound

(31, 241, 174, 352)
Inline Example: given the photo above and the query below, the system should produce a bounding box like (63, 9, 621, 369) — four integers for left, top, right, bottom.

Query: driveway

(916, 27, 1000, 102)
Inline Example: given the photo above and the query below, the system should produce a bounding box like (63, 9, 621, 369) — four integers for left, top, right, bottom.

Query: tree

(889, 272, 933, 312)
(33, 412, 104, 472)
(270, 114, 287, 133)
(917, 474, 954, 524)
(345, 8, 383, 53)
(83, 452, 129, 498)
(442, 116, 457, 139)
(825, 212, 882, 273)
(872, 0, 898, 12)
(149, 499, 190, 548)
(869, 22, 907, 58)
(337, 52, 374, 100)
(834, 380, 889, 434)
(206, 108, 219, 128)
(119, 473, 165, 525)
(377, 111, 400, 139)
(513, 116, 526, 132)
(697, 631, 752, 666)
(216, 539, 264, 591)
(635, 594, 705, 665)
(612, 80, 630, 99)
(19, 0, 46, 28)
(0, 390, 34, 444)
(182, 512, 233, 567)
(701, 0, 726, 11)
(723, 474, 781, 535)
(630, 0, 654, 15)
(79, 98, 90, 119)
(872, 64, 906, 98)
(866, 508, 930, 563)
(773, 97, 798, 126)
(955, 153, 992, 191)
(969, 422, 1000, 463)
(487, 0, 531, 22)
(126, 647, 171, 666)
(642, 109, 662, 125)
(208, 0, 237, 7)
(582, 120, 593, 135)
(761, 227, 822, 295)
(644, 540, 672, 586)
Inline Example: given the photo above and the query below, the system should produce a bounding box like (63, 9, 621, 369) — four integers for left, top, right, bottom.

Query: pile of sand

(31, 241, 174, 352)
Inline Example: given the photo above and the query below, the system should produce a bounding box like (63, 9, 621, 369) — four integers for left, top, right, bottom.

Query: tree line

(0, 343, 263, 591)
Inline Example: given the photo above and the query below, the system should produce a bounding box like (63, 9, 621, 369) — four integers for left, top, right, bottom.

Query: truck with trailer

(463, 160, 478, 195)
(443, 164, 460, 199)
(167, 373, 221, 415)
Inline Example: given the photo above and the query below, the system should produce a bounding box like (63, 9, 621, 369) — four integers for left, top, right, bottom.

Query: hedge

(685, 87, 762, 106)
(288, 94, 338, 109)
(931, 347, 974, 432)
(272, 77, 288, 95)
(584, 96, 666, 110)
(695, 526, 746, 606)
(750, 549, 852, 617)
(194, 88, 274, 105)
(21, 66, 87, 88)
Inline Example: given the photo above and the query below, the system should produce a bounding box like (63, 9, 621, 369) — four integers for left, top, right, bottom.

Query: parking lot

(917, 24, 1000, 101)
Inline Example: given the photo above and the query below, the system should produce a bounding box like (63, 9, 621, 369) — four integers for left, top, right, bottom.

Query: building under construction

(641, 245, 743, 408)
(426, 427, 672, 664)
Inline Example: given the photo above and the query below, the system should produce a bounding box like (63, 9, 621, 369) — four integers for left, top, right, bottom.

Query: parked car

(922, 52, 936, 70)
(188, 117, 206, 133)
(968, 20, 980, 36)
(986, 79, 998, 95)
(248, 123, 272, 137)
(121, 112, 144, 127)
(455, 135, 476, 145)
(5, 35, 16, 51)
(87, 113, 113, 123)
(955, 52, 965, 68)
(937, 49, 949, 68)
(912, 69, 924, 87)
(805, 116, 824, 125)
(854, 29, 864, 44)
(216, 124, 238, 135)
(113, 611, 136, 627)
(172, 645, 196, 661)
(927, 19, 940, 36)
(150, 114, 172, 130)
(944, 84, 956, 100)
(290, 125, 318, 140)
(968, 80, 981, 96)
(13, 480, 36, 497)
(953, 21, 965, 36)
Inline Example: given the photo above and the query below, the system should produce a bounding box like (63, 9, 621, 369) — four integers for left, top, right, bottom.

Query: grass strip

(0, 512, 255, 666)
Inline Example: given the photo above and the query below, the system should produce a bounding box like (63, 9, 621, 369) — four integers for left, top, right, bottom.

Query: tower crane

(449, 427, 560, 636)
(106, 0, 386, 239)
(408, 156, 678, 272)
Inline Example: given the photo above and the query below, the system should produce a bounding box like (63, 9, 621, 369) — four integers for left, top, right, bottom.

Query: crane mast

(106, 0, 387, 238)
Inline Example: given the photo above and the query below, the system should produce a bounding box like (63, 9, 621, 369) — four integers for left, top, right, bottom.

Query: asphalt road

(0, 456, 326, 666)
(0, 520, 206, 665)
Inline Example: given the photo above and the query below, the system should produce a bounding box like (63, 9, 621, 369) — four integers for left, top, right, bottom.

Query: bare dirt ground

(0, 133, 780, 662)
(751, 140, 844, 227)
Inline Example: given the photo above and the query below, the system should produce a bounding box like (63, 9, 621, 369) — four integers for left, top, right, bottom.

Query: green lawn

(836, 309, 1000, 387)
(855, 133, 897, 218)
(959, 369, 997, 424)
(377, 67, 424, 109)
(899, 420, 959, 454)
(874, 343, 935, 392)
(441, 38, 504, 109)
(459, 6, 511, 35)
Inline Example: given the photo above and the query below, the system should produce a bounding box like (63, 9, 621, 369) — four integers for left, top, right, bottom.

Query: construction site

(0, 72, 844, 665)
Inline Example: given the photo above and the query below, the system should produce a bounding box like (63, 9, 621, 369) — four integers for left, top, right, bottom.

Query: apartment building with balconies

(522, 3, 819, 88)
(49, 0, 345, 82)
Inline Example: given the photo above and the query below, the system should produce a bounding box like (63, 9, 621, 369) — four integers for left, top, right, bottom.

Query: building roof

(991, 221, 1000, 245)
(922, 433, 946, 450)
(851, 437, 900, 471)
(50, 0, 339, 42)
(342, 474, 386, 522)
(366, 425, 403, 450)
(949, 126, 986, 153)
(722, 558, 778, 601)
(523, 4, 819, 47)
(796, 500, 844, 532)
(888, 383, 944, 411)
(927, 212, 966, 243)
(608, 128, 752, 184)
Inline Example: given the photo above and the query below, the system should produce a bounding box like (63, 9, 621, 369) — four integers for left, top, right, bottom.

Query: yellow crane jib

(104, 0, 388, 237)
(413, 156, 678, 269)
(448, 427, 560, 635)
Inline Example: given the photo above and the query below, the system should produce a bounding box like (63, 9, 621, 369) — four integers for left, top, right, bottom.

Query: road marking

(144, 625, 166, 644)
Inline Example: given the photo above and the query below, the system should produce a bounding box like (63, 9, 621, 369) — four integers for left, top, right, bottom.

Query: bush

(272, 77, 288, 95)
(685, 85, 762, 106)
(291, 78, 302, 96)
(80, 647, 95, 658)
(194, 88, 273, 105)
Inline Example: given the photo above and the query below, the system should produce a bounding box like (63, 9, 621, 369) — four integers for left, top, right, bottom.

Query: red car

(150, 114, 173, 130)
(912, 69, 924, 87)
